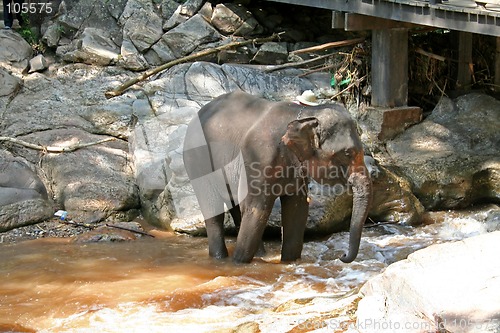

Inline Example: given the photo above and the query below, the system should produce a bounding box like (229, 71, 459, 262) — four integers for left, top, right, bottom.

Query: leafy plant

(18, 13, 46, 54)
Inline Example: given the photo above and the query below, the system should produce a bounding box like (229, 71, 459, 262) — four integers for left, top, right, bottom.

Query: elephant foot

(209, 247, 229, 259)
(280, 254, 301, 263)
(232, 248, 254, 264)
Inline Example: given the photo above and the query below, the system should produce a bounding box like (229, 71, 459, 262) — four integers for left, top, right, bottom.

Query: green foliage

(17, 13, 46, 54)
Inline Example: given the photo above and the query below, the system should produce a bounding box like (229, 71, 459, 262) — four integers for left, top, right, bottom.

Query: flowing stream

(1, 207, 498, 333)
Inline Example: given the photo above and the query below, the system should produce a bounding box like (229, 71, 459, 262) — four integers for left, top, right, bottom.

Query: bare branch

(0, 136, 117, 153)
(264, 53, 335, 73)
(291, 37, 365, 55)
(105, 33, 284, 99)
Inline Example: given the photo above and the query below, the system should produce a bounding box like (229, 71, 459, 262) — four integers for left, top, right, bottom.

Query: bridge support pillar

(456, 31, 473, 89)
(371, 28, 409, 107)
(495, 37, 500, 92)
(369, 28, 422, 141)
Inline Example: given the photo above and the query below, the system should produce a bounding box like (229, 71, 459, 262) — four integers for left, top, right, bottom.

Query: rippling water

(1, 207, 498, 332)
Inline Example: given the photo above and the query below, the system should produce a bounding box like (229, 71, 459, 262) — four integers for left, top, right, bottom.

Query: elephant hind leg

(206, 213, 228, 259)
(228, 204, 242, 228)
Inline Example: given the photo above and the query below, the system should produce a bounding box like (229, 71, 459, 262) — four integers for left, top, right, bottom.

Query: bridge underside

(266, 0, 500, 139)
(269, 0, 500, 37)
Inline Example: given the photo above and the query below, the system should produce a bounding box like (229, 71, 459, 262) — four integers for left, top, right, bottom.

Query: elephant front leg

(280, 193, 309, 262)
(233, 197, 274, 263)
(206, 213, 228, 259)
(230, 204, 266, 257)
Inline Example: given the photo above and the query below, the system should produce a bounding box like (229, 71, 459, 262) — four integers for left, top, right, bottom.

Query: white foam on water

(5, 207, 500, 332)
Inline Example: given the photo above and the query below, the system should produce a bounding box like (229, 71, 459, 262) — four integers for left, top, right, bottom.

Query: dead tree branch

(330, 75, 367, 100)
(105, 33, 284, 99)
(290, 37, 365, 55)
(0, 136, 116, 153)
(414, 48, 447, 62)
(264, 52, 335, 72)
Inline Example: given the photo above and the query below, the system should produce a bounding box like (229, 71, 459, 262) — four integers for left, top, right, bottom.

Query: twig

(414, 47, 458, 63)
(62, 220, 94, 229)
(105, 223, 155, 238)
(264, 52, 335, 72)
(330, 75, 367, 100)
(62, 219, 155, 238)
(298, 63, 336, 77)
(433, 78, 448, 98)
(105, 33, 284, 99)
(0, 136, 116, 153)
(291, 37, 365, 55)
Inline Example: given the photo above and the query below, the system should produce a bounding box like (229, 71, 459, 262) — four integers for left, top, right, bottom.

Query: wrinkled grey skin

(183, 91, 373, 263)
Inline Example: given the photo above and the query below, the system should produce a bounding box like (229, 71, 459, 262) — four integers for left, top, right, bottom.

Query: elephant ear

(281, 117, 320, 162)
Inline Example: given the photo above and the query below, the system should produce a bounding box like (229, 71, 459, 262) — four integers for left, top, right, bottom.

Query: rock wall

(38, 0, 336, 70)
(0, 0, 499, 234)
(0, 64, 141, 228)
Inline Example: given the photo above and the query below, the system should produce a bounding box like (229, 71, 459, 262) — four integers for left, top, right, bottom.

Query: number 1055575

(6, 2, 53, 14)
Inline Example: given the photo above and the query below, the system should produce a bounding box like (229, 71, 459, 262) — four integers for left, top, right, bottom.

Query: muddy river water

(1, 208, 498, 332)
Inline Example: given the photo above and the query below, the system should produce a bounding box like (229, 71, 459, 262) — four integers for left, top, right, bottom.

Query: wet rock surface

(357, 231, 500, 333)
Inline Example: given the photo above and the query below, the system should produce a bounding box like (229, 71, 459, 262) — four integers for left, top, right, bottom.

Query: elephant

(182, 91, 373, 264)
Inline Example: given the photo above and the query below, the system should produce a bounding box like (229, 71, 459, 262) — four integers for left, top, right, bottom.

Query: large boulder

(162, 0, 206, 30)
(252, 42, 289, 65)
(308, 162, 424, 235)
(56, 0, 124, 44)
(211, 3, 263, 36)
(357, 231, 500, 333)
(0, 151, 53, 231)
(57, 28, 120, 66)
(0, 64, 141, 227)
(9, 129, 140, 224)
(4, 63, 132, 126)
(119, 0, 163, 53)
(0, 29, 32, 72)
(158, 14, 223, 59)
(0, 68, 21, 96)
(386, 93, 500, 210)
(119, 37, 149, 71)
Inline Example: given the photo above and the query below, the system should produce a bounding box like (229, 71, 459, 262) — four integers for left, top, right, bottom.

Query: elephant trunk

(340, 154, 373, 263)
